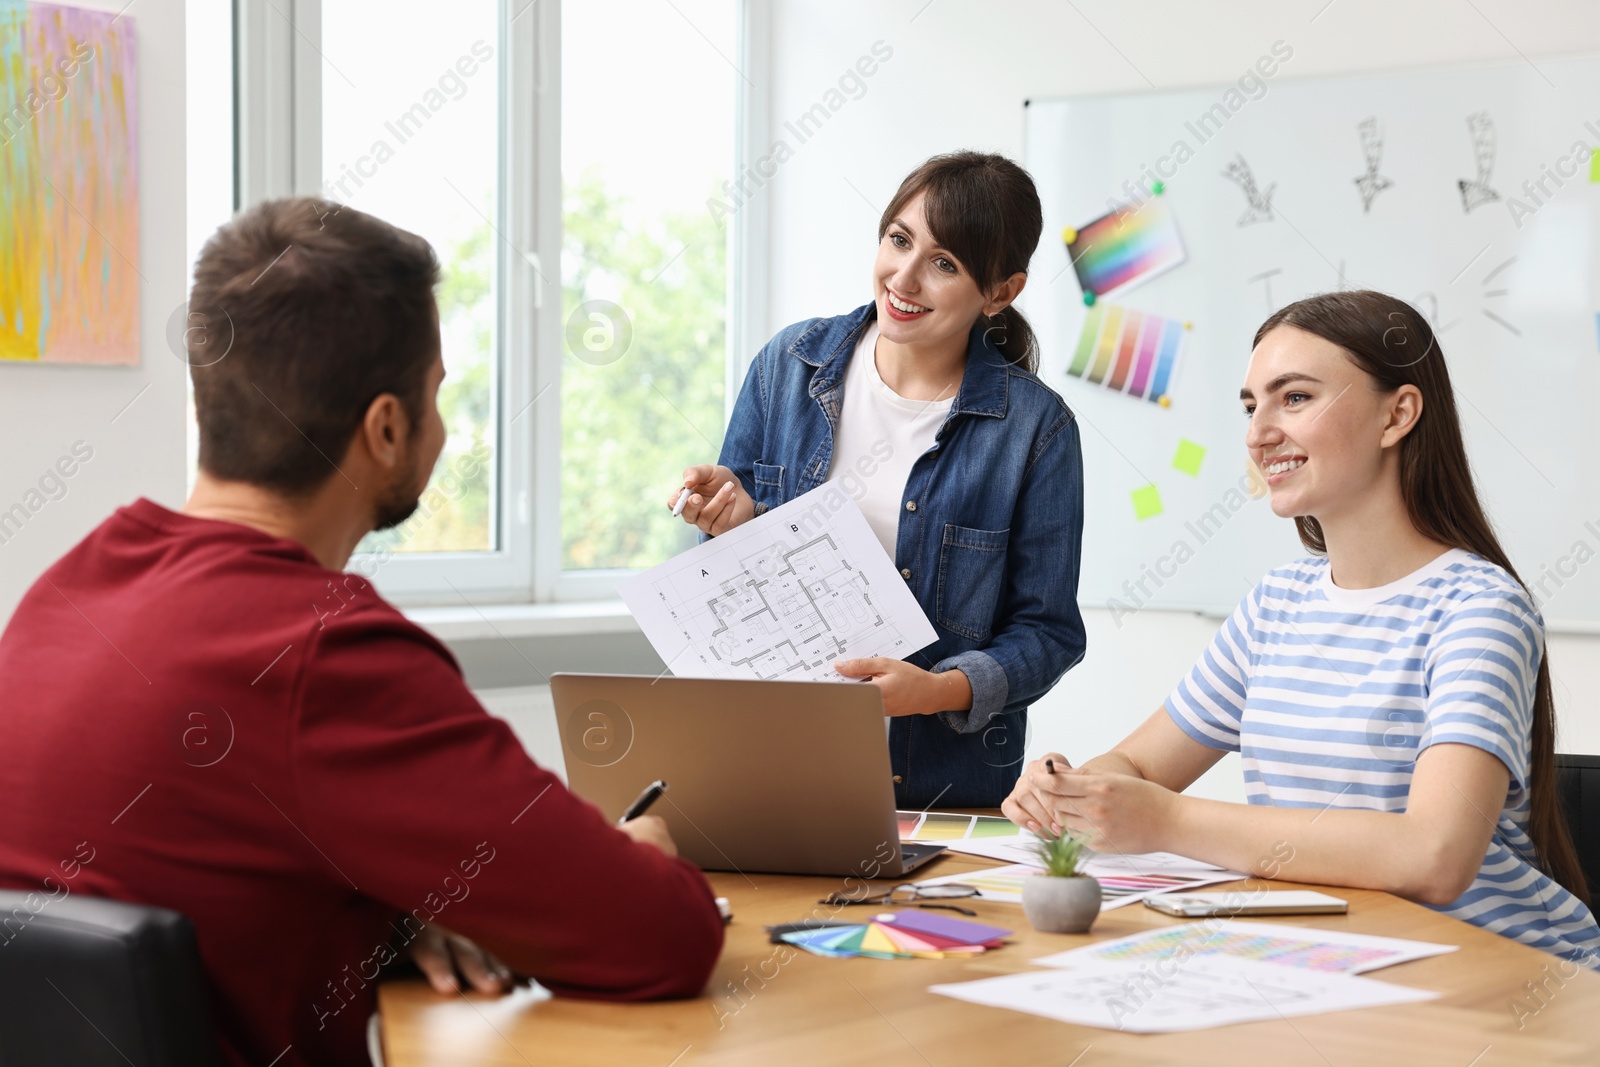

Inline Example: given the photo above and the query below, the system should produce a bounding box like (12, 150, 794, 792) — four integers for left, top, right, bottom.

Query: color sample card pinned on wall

(1067, 302, 1189, 405)
(1172, 439, 1206, 477)
(1131, 484, 1163, 521)
(1, 2, 140, 365)
(1063, 196, 1187, 299)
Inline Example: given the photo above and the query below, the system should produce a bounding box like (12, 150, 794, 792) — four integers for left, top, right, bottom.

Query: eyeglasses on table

(817, 883, 982, 915)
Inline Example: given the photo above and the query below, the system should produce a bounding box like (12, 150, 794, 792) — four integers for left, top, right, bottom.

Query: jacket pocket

(750, 461, 786, 512)
(936, 525, 1010, 641)
(753, 462, 785, 489)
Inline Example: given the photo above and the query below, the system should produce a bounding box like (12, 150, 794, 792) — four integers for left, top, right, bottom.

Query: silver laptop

(550, 673, 946, 878)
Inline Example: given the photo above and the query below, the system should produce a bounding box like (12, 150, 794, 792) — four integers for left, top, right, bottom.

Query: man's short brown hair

(188, 198, 441, 495)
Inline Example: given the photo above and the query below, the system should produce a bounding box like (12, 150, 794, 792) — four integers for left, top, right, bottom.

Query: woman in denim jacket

(670, 152, 1086, 808)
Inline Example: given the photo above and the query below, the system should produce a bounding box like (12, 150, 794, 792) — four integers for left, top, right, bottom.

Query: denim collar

(788, 302, 1010, 419)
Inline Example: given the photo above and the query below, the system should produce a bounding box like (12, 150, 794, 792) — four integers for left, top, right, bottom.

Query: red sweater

(0, 500, 724, 1065)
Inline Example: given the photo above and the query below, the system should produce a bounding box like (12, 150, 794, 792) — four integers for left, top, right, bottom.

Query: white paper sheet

(1082, 850, 1232, 873)
(918, 863, 1240, 910)
(935, 839, 1242, 872)
(939, 835, 1046, 866)
(1033, 920, 1458, 974)
(618, 487, 938, 681)
(929, 954, 1438, 1033)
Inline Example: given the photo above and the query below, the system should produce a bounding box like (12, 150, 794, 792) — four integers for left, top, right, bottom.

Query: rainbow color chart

(1067, 302, 1188, 404)
(1087, 926, 1400, 973)
(1065, 196, 1186, 298)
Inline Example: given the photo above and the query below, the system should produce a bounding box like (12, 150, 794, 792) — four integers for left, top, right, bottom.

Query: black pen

(1046, 758, 1056, 774)
(617, 779, 668, 826)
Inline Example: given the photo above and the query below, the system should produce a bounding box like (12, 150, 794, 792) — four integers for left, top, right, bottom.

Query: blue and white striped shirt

(1167, 549, 1600, 965)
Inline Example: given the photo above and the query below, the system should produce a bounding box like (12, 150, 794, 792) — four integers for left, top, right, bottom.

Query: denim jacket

(717, 303, 1087, 807)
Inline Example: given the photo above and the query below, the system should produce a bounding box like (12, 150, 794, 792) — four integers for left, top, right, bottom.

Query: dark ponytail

(1255, 290, 1589, 906)
(878, 152, 1043, 373)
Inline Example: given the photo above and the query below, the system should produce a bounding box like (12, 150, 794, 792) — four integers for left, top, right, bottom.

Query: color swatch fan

(1063, 195, 1186, 299)
(781, 911, 1010, 961)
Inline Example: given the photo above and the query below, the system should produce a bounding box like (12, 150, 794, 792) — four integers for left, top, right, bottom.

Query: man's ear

(359, 393, 410, 471)
(983, 271, 1028, 317)
(1380, 384, 1423, 449)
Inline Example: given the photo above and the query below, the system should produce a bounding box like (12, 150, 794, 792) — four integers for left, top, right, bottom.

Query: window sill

(404, 599, 640, 642)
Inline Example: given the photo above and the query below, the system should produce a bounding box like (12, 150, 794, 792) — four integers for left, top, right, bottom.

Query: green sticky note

(1591, 149, 1600, 183)
(1131, 484, 1163, 521)
(1172, 438, 1206, 477)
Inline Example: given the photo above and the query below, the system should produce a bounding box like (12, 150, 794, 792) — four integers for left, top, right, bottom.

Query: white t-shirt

(822, 323, 954, 561)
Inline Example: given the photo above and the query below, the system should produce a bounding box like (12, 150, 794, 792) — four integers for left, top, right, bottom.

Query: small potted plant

(1021, 830, 1101, 934)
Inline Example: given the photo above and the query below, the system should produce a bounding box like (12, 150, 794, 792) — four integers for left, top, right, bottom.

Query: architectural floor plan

(619, 486, 938, 682)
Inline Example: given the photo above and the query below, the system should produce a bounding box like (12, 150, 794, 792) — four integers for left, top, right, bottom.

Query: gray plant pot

(1021, 875, 1101, 934)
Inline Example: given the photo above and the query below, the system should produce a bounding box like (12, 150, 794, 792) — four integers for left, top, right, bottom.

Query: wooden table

(379, 850, 1600, 1066)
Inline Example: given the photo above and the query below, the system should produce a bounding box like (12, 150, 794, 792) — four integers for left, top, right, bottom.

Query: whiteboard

(1023, 57, 1600, 631)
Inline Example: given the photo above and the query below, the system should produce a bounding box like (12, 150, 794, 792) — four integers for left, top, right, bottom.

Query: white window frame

(233, 0, 759, 606)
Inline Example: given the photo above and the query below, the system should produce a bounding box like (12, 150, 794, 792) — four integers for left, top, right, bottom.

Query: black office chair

(0, 891, 220, 1067)
(1556, 753, 1600, 900)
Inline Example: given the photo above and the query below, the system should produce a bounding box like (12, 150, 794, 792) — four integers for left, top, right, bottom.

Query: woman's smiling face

(1241, 324, 1403, 522)
(873, 192, 992, 350)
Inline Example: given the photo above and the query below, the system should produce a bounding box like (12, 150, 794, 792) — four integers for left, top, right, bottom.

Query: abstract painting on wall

(1, 1, 139, 366)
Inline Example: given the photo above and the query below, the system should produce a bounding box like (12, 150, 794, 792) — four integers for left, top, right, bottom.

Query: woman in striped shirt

(1004, 289, 1599, 964)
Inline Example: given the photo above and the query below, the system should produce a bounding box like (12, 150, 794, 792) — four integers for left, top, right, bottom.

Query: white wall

(0, 0, 188, 622)
(753, 0, 1600, 799)
(6, 0, 1600, 807)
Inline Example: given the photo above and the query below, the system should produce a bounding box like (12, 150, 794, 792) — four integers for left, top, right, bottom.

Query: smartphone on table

(1144, 890, 1348, 917)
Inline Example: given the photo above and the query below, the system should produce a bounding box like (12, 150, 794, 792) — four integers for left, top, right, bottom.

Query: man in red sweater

(0, 199, 724, 1065)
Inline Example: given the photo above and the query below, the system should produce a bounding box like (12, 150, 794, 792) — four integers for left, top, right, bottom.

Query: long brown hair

(1255, 290, 1588, 904)
(879, 151, 1043, 373)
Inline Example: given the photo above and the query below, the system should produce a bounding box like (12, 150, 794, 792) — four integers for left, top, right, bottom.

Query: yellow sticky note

(1172, 438, 1206, 477)
(1591, 148, 1600, 183)
(1131, 484, 1163, 520)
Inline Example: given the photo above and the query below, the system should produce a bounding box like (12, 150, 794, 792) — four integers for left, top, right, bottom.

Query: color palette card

(1066, 301, 1189, 405)
(897, 811, 1024, 843)
(1091, 869, 1239, 909)
(1033, 921, 1458, 975)
(1065, 196, 1186, 299)
(917, 864, 1238, 910)
(780, 911, 1011, 961)
(932, 954, 1438, 1033)
(916, 864, 1039, 904)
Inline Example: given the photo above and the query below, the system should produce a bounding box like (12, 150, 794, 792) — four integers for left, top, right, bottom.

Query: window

(232, 0, 745, 604)
(559, 0, 736, 577)
(184, 0, 235, 495)
(322, 1, 502, 559)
